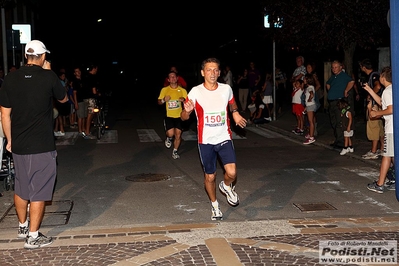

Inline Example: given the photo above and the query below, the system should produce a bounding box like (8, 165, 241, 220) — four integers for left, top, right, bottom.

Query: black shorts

(163, 117, 183, 131)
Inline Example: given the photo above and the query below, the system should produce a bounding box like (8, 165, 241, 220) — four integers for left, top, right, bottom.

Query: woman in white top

(303, 73, 318, 144)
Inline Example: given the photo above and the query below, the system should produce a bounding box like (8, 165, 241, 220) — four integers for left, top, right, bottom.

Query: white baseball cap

(25, 40, 50, 56)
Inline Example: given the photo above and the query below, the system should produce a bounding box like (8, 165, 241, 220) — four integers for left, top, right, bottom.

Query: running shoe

(386, 180, 396, 191)
(164, 138, 172, 149)
(362, 151, 379, 159)
(172, 150, 180, 159)
(24, 232, 53, 249)
(303, 137, 315, 145)
(367, 181, 384, 194)
(211, 206, 223, 221)
(340, 148, 349, 155)
(219, 181, 239, 206)
(17, 225, 29, 239)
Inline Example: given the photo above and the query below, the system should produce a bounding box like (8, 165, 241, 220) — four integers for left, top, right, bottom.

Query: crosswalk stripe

(137, 129, 162, 142)
(245, 126, 281, 138)
(55, 130, 118, 145)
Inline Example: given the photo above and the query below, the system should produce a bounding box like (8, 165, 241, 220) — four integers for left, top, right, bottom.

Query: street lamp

(264, 11, 283, 121)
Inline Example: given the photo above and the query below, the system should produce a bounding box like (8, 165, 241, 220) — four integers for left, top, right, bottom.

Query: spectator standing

(0, 40, 68, 249)
(158, 71, 188, 159)
(291, 56, 306, 84)
(303, 74, 318, 144)
(325, 60, 355, 149)
(337, 98, 354, 155)
(82, 64, 99, 139)
(223, 65, 234, 88)
(54, 71, 70, 137)
(261, 72, 273, 121)
(72, 66, 87, 137)
(236, 68, 249, 112)
(359, 59, 384, 160)
(365, 66, 394, 193)
(305, 62, 323, 111)
(291, 80, 305, 135)
(248, 61, 261, 96)
(181, 57, 246, 221)
(274, 66, 287, 114)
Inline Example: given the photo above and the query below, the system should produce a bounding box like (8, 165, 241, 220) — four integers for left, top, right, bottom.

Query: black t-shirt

(368, 71, 383, 105)
(0, 65, 66, 154)
(72, 76, 85, 102)
(83, 73, 99, 99)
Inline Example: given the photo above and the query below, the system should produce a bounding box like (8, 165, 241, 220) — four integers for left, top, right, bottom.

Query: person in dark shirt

(0, 40, 67, 249)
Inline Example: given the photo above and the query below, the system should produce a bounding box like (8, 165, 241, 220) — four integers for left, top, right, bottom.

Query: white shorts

(382, 133, 394, 157)
(344, 130, 354, 137)
(262, 95, 273, 104)
(248, 103, 256, 113)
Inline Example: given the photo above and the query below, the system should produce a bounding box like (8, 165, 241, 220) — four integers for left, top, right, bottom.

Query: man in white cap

(0, 40, 68, 249)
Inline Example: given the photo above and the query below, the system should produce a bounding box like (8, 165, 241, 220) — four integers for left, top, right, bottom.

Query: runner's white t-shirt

(187, 82, 234, 144)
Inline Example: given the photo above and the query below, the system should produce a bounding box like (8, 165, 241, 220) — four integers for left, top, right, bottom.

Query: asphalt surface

(1, 102, 398, 266)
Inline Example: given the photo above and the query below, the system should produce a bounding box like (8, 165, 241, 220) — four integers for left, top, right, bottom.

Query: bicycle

(93, 99, 106, 140)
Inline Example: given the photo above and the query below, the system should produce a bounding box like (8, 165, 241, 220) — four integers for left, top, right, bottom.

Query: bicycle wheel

(4, 175, 10, 191)
(96, 113, 102, 139)
(100, 112, 106, 135)
(11, 173, 15, 191)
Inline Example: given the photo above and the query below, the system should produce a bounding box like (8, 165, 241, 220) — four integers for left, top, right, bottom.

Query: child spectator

(248, 89, 271, 125)
(303, 74, 318, 144)
(291, 80, 305, 135)
(337, 98, 354, 155)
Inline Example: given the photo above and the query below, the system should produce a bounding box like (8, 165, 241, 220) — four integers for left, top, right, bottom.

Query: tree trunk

(343, 42, 356, 77)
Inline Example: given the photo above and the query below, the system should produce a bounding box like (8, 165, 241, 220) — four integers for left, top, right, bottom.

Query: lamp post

(264, 12, 283, 121)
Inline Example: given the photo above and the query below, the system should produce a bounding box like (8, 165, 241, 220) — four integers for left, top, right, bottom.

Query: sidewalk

(258, 107, 381, 169)
(1, 107, 396, 266)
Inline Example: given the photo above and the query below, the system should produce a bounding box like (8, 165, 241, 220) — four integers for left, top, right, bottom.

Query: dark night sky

(35, 1, 266, 75)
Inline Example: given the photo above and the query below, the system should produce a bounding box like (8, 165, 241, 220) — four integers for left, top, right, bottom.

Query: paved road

(0, 93, 398, 265)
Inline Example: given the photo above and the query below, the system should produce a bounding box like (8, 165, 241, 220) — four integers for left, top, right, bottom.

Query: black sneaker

(17, 225, 29, 239)
(367, 181, 384, 194)
(386, 180, 396, 191)
(24, 232, 53, 249)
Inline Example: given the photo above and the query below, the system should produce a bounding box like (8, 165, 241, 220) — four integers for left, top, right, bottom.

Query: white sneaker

(340, 148, 348, 155)
(347, 147, 354, 153)
(172, 150, 180, 159)
(164, 138, 172, 149)
(219, 181, 239, 206)
(211, 206, 223, 220)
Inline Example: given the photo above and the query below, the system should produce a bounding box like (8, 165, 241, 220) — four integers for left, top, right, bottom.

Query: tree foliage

(261, 0, 390, 52)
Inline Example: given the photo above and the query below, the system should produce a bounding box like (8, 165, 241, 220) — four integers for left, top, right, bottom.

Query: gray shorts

(13, 151, 57, 201)
(77, 101, 88, 118)
(306, 104, 318, 112)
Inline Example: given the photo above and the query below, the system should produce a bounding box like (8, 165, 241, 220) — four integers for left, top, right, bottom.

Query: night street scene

(1, 0, 399, 265)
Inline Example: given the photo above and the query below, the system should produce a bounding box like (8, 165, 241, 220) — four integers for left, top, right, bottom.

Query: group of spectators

(52, 64, 101, 140)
